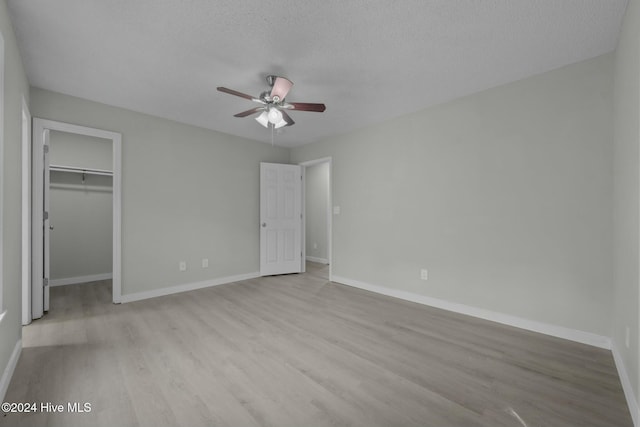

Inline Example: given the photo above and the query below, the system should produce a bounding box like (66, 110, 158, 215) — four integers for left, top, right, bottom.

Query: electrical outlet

(333, 206, 341, 215)
(179, 261, 187, 272)
(420, 269, 428, 281)
(202, 258, 209, 268)
(313, 242, 318, 249)
(625, 326, 630, 348)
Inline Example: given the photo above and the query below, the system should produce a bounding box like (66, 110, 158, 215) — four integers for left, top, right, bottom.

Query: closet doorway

(300, 157, 332, 281)
(31, 119, 121, 321)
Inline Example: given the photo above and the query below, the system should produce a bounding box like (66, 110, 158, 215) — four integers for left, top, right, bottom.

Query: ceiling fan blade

(217, 87, 264, 103)
(281, 110, 295, 127)
(289, 102, 326, 112)
(234, 107, 264, 117)
(217, 86, 254, 100)
(270, 77, 293, 101)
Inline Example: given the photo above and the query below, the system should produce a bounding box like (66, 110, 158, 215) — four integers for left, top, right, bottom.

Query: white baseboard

(0, 339, 22, 403)
(332, 275, 612, 350)
(50, 273, 113, 287)
(306, 256, 329, 264)
(121, 272, 261, 303)
(612, 342, 640, 426)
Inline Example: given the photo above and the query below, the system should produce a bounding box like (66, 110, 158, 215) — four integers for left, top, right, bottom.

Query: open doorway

(48, 131, 114, 288)
(301, 158, 332, 281)
(30, 119, 121, 321)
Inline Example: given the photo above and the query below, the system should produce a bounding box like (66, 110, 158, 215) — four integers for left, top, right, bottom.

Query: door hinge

(43, 211, 49, 220)
(43, 278, 49, 287)
(43, 144, 49, 154)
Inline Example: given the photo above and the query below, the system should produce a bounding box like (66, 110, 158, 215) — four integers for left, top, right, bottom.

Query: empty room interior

(0, 1, 639, 426)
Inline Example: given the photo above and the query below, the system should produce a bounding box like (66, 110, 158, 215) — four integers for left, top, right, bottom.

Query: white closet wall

(49, 131, 112, 170)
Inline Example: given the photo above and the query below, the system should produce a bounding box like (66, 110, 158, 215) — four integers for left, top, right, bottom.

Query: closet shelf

(49, 164, 113, 176)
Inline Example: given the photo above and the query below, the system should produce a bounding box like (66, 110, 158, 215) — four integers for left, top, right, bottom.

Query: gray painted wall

(29, 88, 290, 296)
(292, 54, 614, 337)
(305, 162, 329, 263)
(613, 0, 640, 409)
(0, 0, 29, 399)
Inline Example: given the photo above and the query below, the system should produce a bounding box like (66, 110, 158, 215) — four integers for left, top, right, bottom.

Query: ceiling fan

(217, 75, 326, 129)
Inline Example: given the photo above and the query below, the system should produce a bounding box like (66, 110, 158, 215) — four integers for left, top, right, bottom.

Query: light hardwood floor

(1, 262, 632, 427)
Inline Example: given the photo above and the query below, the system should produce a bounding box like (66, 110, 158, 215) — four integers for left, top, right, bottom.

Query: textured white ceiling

(7, 0, 628, 147)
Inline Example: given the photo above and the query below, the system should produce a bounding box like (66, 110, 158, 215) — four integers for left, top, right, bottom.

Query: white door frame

(0, 32, 4, 315)
(21, 97, 31, 325)
(299, 157, 332, 281)
(32, 118, 122, 319)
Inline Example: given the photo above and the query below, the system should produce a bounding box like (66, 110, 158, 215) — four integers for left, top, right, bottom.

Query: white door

(43, 129, 51, 312)
(31, 127, 49, 319)
(21, 100, 32, 325)
(260, 162, 302, 276)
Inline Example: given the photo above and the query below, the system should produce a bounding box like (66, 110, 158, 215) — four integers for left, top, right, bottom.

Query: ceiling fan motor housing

(266, 75, 278, 87)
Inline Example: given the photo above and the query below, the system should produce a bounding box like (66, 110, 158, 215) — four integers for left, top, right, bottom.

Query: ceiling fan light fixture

(274, 118, 288, 129)
(267, 108, 283, 124)
(256, 111, 269, 127)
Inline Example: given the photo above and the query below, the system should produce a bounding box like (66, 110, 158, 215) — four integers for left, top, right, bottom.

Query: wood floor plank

(0, 263, 633, 427)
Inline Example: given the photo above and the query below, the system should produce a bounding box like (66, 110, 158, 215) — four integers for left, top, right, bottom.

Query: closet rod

(49, 164, 113, 176)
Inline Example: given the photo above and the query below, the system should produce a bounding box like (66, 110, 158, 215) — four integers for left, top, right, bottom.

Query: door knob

(262, 222, 266, 227)
(49, 225, 54, 230)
